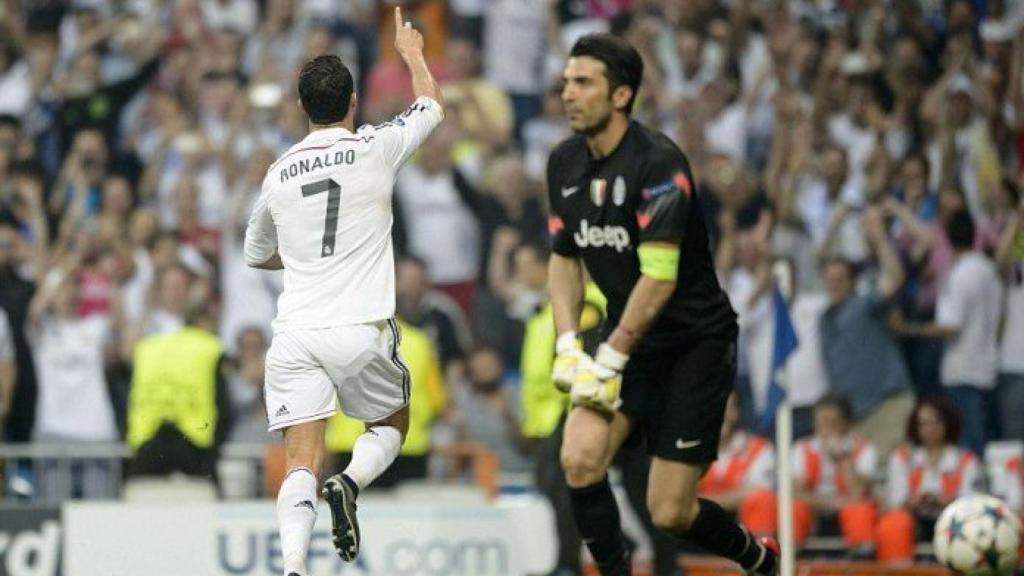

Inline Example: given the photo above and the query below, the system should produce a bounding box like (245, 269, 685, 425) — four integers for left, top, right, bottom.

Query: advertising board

(63, 497, 554, 576)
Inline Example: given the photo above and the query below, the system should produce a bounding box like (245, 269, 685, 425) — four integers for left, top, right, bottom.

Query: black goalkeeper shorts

(619, 338, 736, 464)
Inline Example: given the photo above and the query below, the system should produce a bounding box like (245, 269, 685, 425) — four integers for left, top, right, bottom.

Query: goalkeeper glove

(552, 331, 588, 393)
(571, 343, 628, 414)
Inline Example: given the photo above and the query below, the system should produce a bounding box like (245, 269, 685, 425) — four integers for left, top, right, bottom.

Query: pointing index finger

(394, 6, 403, 32)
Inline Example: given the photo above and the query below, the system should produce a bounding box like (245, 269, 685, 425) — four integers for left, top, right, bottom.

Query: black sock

(340, 473, 360, 499)
(568, 477, 628, 570)
(683, 498, 774, 572)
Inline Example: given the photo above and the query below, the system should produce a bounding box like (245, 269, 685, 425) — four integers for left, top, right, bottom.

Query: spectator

(451, 346, 532, 477)
(218, 147, 280, 348)
(820, 207, 915, 458)
(876, 398, 982, 563)
(484, 239, 549, 362)
(50, 21, 163, 155)
(885, 153, 945, 399)
(126, 301, 231, 489)
(801, 145, 868, 264)
(522, 83, 571, 182)
(49, 128, 109, 220)
(793, 394, 880, 557)
(996, 182, 1024, 442)
(200, 0, 259, 36)
(482, 0, 547, 137)
(0, 224, 39, 443)
(223, 326, 272, 444)
(718, 218, 772, 431)
(27, 262, 120, 499)
(0, 36, 31, 117)
(477, 154, 547, 276)
(394, 122, 482, 317)
(395, 255, 473, 377)
(441, 37, 514, 150)
(900, 210, 1003, 455)
(780, 262, 831, 440)
(0, 308, 15, 441)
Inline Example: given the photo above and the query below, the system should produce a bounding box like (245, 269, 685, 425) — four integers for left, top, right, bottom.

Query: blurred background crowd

(0, 0, 1024, 571)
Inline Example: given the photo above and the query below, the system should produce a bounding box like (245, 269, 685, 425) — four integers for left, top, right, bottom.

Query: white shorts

(264, 319, 410, 431)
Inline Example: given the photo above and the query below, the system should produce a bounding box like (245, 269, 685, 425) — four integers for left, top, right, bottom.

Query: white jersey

(245, 97, 444, 332)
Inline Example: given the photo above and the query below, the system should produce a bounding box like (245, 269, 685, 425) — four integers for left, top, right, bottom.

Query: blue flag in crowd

(759, 285, 799, 435)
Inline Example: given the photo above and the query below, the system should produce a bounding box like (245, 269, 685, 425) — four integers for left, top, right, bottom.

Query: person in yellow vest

(126, 301, 232, 484)
(325, 318, 446, 487)
(522, 277, 605, 576)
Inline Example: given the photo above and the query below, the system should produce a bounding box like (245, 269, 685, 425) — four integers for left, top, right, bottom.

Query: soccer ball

(934, 494, 1021, 575)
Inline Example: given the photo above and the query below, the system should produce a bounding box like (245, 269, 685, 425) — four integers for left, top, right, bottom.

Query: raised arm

(394, 7, 444, 113)
(863, 206, 904, 299)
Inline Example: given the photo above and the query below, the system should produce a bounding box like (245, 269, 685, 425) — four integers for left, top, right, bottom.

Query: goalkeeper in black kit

(546, 34, 780, 576)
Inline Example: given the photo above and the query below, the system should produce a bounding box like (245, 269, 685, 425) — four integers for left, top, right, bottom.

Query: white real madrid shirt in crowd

(936, 252, 1003, 389)
(244, 97, 444, 332)
(394, 163, 482, 286)
(30, 315, 118, 442)
(784, 291, 830, 408)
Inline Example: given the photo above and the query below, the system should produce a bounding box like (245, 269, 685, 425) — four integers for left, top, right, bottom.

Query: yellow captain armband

(638, 244, 680, 281)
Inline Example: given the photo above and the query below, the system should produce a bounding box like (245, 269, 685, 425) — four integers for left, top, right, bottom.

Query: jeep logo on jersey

(590, 179, 607, 206)
(573, 220, 631, 252)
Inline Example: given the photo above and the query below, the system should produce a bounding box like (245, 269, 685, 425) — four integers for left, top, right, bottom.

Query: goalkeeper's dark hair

(298, 55, 354, 125)
(569, 34, 644, 114)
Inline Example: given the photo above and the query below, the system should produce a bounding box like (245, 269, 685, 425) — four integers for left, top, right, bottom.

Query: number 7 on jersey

(302, 178, 341, 257)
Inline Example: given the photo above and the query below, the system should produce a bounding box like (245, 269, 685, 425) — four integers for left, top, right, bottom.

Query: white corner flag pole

(773, 261, 796, 576)
(776, 391, 796, 576)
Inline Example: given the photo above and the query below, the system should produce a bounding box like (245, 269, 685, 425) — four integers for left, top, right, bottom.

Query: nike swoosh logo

(561, 186, 579, 197)
(676, 439, 701, 450)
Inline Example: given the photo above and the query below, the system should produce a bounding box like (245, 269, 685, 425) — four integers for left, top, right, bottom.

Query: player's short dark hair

(814, 392, 853, 423)
(569, 34, 644, 114)
(946, 209, 975, 250)
(298, 55, 354, 125)
(907, 397, 961, 446)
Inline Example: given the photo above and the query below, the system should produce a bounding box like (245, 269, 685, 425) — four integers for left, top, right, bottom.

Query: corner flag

(759, 285, 799, 435)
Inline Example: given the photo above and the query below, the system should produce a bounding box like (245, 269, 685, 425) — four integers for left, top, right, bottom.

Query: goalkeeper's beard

(573, 109, 613, 138)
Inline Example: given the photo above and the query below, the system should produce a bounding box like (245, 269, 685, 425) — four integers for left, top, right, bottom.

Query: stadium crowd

(0, 0, 1023, 571)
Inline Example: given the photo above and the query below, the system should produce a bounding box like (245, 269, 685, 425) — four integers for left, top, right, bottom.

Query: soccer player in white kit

(243, 9, 444, 576)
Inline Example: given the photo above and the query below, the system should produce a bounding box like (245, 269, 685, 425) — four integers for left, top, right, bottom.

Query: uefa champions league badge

(612, 176, 626, 206)
(590, 179, 607, 206)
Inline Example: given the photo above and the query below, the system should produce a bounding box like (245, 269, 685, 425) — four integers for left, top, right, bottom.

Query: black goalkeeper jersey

(546, 121, 737, 349)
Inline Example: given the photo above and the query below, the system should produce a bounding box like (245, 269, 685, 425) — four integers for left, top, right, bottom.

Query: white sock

(276, 467, 318, 576)
(342, 425, 402, 491)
